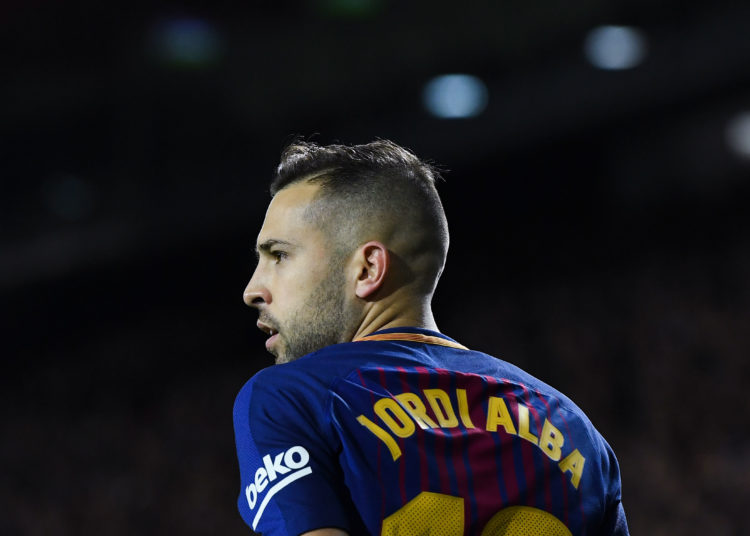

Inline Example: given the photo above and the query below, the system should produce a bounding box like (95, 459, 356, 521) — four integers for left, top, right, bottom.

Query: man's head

(243, 139, 449, 363)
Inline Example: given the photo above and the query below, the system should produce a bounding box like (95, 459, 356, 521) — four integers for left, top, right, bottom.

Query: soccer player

(233, 140, 629, 535)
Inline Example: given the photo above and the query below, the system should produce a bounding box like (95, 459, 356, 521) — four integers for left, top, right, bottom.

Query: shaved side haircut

(271, 139, 450, 295)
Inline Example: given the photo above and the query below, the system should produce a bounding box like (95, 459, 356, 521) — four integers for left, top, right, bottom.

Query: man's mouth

(265, 332, 279, 350)
(257, 321, 279, 350)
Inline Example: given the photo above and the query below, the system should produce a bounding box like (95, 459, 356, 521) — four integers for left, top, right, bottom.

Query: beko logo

(245, 445, 312, 529)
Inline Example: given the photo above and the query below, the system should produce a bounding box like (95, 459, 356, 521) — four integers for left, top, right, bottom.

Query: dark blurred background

(2, 0, 749, 534)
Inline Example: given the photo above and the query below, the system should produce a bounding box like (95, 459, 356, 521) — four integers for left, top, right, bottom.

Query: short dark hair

(271, 139, 442, 196)
(271, 139, 449, 294)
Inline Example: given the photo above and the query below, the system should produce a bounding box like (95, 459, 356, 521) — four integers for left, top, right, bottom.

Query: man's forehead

(256, 181, 322, 242)
(272, 180, 321, 206)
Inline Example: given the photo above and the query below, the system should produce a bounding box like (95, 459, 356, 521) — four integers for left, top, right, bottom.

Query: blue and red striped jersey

(233, 327, 628, 535)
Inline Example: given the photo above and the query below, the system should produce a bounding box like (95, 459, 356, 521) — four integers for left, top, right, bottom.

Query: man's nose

(243, 274, 271, 307)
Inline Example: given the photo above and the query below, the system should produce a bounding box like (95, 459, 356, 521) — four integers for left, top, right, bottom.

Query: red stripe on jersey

(463, 374, 504, 527)
(398, 436, 406, 505)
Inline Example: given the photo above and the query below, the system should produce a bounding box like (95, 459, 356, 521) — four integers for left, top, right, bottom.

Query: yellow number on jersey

(481, 506, 572, 536)
(381, 492, 463, 535)
(381, 491, 571, 536)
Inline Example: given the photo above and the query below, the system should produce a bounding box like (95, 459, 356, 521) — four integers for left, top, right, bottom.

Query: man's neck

(351, 304, 439, 341)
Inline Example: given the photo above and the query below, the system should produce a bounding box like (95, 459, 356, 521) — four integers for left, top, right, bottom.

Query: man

(234, 139, 629, 535)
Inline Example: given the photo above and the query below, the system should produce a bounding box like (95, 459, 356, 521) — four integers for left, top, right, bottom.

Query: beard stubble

(273, 263, 358, 364)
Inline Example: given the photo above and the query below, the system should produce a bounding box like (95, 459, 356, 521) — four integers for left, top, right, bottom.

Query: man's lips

(256, 321, 279, 349)
(265, 332, 279, 350)
(256, 320, 278, 335)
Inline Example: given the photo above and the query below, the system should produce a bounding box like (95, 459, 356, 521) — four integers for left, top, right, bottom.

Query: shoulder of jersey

(247, 343, 360, 387)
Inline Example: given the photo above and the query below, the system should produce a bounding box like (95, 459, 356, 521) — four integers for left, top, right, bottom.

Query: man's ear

(354, 241, 389, 299)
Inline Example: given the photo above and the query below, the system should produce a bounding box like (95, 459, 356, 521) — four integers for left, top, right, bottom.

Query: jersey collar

(353, 327, 468, 351)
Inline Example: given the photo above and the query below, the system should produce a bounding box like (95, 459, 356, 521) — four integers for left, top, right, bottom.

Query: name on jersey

(244, 445, 312, 530)
(356, 388, 585, 489)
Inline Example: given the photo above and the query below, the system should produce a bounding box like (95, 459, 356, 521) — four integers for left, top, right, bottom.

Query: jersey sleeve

(599, 437, 630, 536)
(233, 367, 362, 535)
(600, 501, 629, 536)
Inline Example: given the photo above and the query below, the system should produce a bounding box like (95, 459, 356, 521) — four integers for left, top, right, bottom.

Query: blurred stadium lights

(583, 25, 648, 70)
(726, 112, 750, 160)
(151, 17, 222, 68)
(423, 74, 489, 119)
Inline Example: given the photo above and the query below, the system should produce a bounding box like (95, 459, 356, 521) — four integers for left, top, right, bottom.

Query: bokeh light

(584, 25, 648, 70)
(725, 112, 750, 159)
(423, 74, 489, 119)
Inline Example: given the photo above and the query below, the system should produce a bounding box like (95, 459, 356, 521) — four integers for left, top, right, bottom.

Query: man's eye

(271, 251, 287, 263)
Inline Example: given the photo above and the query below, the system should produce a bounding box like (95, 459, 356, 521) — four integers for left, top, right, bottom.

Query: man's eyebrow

(255, 239, 294, 258)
